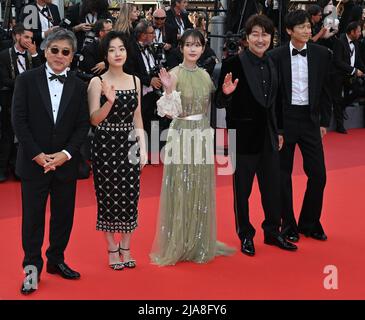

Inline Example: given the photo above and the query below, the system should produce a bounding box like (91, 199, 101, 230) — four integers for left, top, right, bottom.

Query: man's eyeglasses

(154, 17, 166, 20)
(49, 47, 71, 56)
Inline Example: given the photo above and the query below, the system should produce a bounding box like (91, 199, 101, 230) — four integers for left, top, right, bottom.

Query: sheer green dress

(150, 65, 235, 266)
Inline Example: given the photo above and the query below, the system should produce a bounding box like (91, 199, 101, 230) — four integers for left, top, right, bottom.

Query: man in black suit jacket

(0, 24, 41, 182)
(131, 20, 163, 158)
(166, 0, 193, 39)
(269, 10, 332, 243)
(331, 21, 365, 134)
(216, 14, 297, 256)
(12, 28, 89, 295)
(64, 0, 112, 53)
(19, 0, 61, 48)
(152, 8, 179, 52)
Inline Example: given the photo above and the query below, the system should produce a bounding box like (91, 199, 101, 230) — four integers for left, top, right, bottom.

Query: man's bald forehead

(153, 8, 166, 17)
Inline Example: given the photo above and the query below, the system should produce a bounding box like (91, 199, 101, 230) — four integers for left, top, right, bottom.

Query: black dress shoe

(264, 235, 298, 251)
(241, 238, 255, 256)
(285, 230, 300, 243)
(301, 231, 328, 241)
(336, 126, 348, 134)
(0, 171, 8, 182)
(47, 262, 80, 280)
(20, 274, 41, 295)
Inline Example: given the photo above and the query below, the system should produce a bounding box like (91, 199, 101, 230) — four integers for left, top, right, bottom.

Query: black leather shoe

(20, 274, 41, 295)
(240, 238, 255, 256)
(47, 262, 80, 280)
(301, 231, 328, 241)
(285, 230, 300, 243)
(264, 235, 298, 251)
(0, 171, 8, 182)
(336, 126, 348, 134)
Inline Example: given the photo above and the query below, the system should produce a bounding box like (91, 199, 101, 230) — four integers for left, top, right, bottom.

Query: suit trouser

(21, 174, 77, 273)
(0, 104, 17, 173)
(331, 75, 345, 127)
(232, 131, 281, 240)
(141, 91, 159, 153)
(280, 107, 326, 234)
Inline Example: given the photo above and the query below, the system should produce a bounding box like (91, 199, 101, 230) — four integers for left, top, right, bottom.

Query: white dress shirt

(45, 63, 71, 159)
(14, 47, 27, 74)
(290, 42, 309, 106)
(37, 4, 53, 39)
(346, 34, 356, 74)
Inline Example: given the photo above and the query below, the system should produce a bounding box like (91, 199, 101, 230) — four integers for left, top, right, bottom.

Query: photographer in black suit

(131, 20, 162, 159)
(79, 18, 112, 76)
(269, 10, 332, 243)
(0, 24, 41, 182)
(12, 28, 89, 295)
(331, 21, 365, 134)
(19, 0, 61, 48)
(166, 0, 193, 39)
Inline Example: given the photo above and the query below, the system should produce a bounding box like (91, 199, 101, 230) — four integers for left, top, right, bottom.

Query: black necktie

(16, 51, 27, 58)
(292, 48, 307, 57)
(49, 73, 67, 84)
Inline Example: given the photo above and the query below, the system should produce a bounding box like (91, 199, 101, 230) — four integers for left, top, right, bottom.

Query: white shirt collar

(14, 46, 26, 55)
(289, 41, 307, 54)
(346, 34, 354, 45)
(36, 3, 47, 10)
(45, 62, 69, 76)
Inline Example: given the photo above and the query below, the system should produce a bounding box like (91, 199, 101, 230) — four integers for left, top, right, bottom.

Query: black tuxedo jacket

(165, 9, 193, 33)
(79, 39, 103, 75)
(154, 23, 179, 48)
(0, 47, 42, 109)
(269, 43, 332, 128)
(11, 65, 90, 180)
(216, 51, 279, 155)
(129, 40, 154, 87)
(19, 3, 61, 47)
(332, 33, 365, 77)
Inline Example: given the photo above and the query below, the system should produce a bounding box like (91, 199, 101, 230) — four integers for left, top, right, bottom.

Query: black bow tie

(49, 73, 67, 84)
(40, 7, 49, 14)
(292, 48, 307, 57)
(16, 51, 27, 58)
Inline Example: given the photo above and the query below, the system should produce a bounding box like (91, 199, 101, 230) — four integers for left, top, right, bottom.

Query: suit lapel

(307, 44, 316, 108)
(267, 57, 278, 107)
(11, 48, 20, 77)
(55, 72, 75, 126)
(37, 66, 54, 122)
(282, 44, 292, 105)
(239, 51, 266, 107)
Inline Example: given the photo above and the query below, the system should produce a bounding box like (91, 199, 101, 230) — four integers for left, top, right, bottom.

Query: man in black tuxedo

(216, 14, 297, 256)
(12, 28, 89, 295)
(0, 24, 41, 182)
(131, 20, 162, 159)
(331, 21, 365, 134)
(269, 10, 332, 243)
(166, 0, 193, 39)
(152, 8, 179, 52)
(19, 0, 61, 48)
(79, 18, 112, 76)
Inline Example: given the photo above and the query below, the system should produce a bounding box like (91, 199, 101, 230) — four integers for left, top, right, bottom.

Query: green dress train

(150, 64, 235, 266)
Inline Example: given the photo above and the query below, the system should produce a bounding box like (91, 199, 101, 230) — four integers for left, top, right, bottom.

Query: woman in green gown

(150, 29, 235, 266)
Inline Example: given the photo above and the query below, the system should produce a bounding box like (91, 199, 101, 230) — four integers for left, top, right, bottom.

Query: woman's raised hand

(158, 68, 173, 92)
(101, 80, 116, 105)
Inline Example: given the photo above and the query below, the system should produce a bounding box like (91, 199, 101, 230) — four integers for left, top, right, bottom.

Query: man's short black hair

(245, 14, 275, 37)
(94, 19, 112, 37)
(307, 5, 322, 17)
(12, 23, 33, 36)
(285, 10, 311, 31)
(346, 21, 361, 34)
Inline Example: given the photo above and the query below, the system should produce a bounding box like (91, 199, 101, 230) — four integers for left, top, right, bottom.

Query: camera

(73, 53, 94, 83)
(151, 42, 167, 66)
(224, 31, 243, 57)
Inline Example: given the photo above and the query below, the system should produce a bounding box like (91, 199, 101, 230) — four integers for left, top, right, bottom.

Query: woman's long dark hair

(80, 0, 109, 17)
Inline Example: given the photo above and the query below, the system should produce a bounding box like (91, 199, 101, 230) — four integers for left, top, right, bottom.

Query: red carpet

(1, 129, 365, 300)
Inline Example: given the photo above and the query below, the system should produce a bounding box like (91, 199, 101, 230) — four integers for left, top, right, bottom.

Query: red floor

(1, 129, 365, 300)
